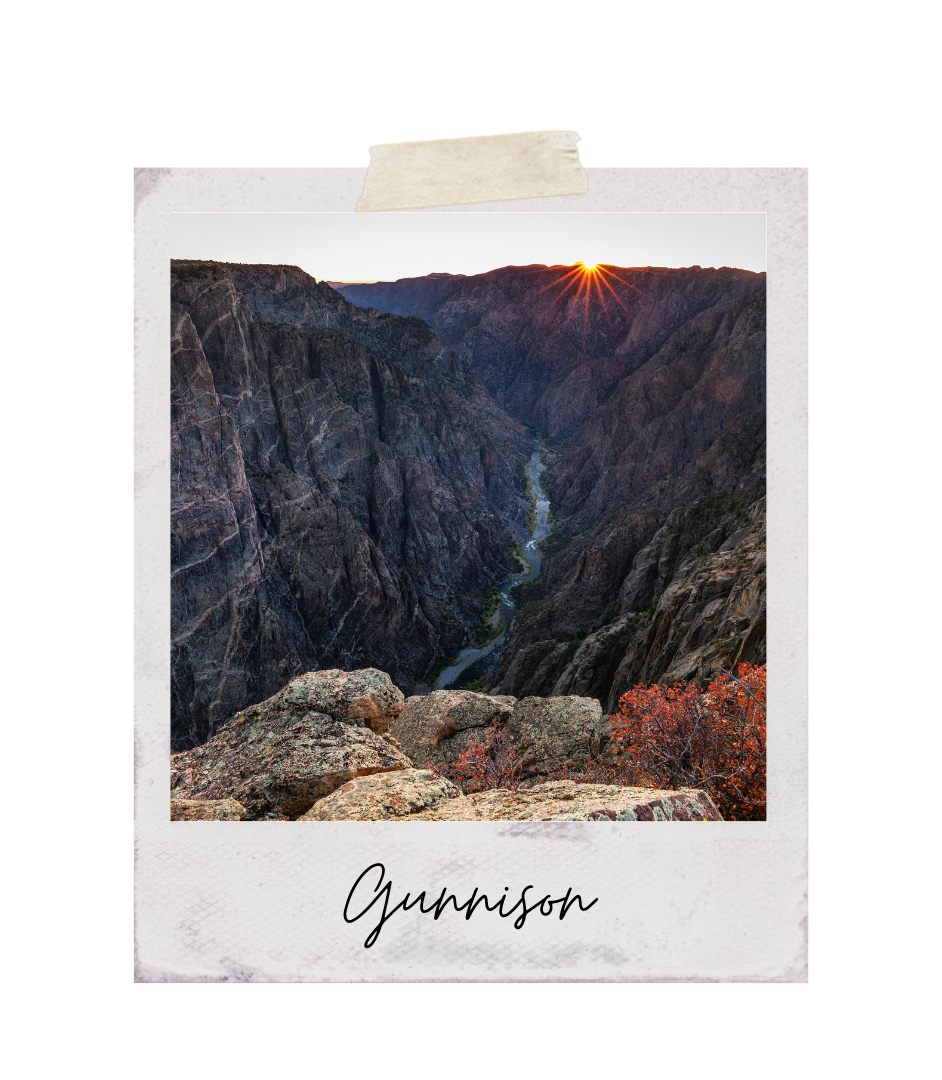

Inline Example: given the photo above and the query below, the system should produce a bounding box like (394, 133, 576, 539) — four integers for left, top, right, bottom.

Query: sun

(581, 260, 598, 271)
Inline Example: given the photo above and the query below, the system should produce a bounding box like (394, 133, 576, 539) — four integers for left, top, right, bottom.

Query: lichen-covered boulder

(504, 696, 604, 781)
(170, 709, 412, 820)
(236, 668, 406, 734)
(298, 768, 460, 821)
(389, 690, 514, 772)
(410, 781, 722, 821)
(170, 797, 248, 821)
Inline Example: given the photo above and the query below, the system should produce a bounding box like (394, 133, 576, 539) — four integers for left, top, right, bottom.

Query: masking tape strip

(356, 131, 588, 211)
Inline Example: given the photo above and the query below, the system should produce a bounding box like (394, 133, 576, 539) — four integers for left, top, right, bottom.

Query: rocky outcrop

(299, 773, 722, 821)
(388, 688, 605, 782)
(170, 797, 248, 821)
(169, 669, 412, 819)
(259, 668, 407, 734)
(170, 669, 729, 821)
(505, 696, 604, 782)
(389, 689, 515, 772)
(298, 768, 459, 821)
(171, 260, 530, 750)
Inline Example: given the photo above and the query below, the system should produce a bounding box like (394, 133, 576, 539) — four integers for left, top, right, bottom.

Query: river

(435, 435, 552, 690)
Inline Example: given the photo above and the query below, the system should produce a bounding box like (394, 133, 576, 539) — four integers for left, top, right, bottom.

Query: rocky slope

(170, 670, 722, 821)
(335, 264, 766, 708)
(171, 260, 531, 750)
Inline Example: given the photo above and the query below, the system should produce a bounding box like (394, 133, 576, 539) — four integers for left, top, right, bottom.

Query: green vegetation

(475, 586, 504, 646)
(466, 677, 485, 692)
(554, 635, 586, 673)
(511, 541, 530, 572)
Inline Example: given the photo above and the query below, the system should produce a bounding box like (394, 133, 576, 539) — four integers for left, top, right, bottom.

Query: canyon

(172, 259, 765, 751)
(335, 264, 766, 711)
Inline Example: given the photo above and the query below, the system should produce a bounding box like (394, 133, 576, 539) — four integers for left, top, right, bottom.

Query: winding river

(435, 435, 551, 690)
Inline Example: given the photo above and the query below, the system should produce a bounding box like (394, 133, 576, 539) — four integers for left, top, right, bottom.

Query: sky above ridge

(171, 211, 766, 282)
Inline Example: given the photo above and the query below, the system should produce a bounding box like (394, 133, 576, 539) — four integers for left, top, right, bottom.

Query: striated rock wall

(171, 261, 530, 749)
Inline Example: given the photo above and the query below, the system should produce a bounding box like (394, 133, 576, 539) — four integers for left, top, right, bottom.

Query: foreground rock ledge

(170, 669, 410, 820)
(301, 769, 722, 821)
(171, 797, 248, 821)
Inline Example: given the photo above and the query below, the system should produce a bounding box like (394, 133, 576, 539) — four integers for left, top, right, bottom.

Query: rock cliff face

(171, 260, 530, 750)
(335, 265, 766, 709)
(486, 407, 766, 707)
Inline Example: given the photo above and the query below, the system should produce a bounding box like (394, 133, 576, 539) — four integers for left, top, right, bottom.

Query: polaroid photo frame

(135, 167, 807, 981)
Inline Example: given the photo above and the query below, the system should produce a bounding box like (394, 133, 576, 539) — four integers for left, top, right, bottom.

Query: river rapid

(435, 435, 551, 691)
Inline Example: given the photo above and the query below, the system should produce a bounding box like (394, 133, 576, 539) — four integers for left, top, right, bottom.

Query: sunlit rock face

(171, 261, 531, 751)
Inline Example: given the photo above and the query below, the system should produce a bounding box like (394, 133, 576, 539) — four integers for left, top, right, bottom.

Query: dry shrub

(431, 716, 459, 744)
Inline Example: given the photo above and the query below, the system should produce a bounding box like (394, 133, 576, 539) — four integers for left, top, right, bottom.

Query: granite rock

(298, 768, 460, 821)
(170, 671, 414, 819)
(170, 797, 248, 821)
(294, 769, 722, 822)
(389, 690, 514, 772)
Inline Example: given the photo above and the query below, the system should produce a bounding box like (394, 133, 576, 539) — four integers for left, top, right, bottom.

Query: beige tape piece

(356, 131, 587, 211)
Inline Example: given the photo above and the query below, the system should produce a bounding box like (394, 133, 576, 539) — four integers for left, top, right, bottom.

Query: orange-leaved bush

(425, 722, 521, 794)
(610, 663, 766, 820)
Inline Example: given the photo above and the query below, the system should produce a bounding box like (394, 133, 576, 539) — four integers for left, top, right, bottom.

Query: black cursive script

(343, 862, 599, 948)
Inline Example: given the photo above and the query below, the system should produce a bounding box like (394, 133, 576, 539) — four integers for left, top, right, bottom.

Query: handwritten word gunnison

(344, 862, 599, 948)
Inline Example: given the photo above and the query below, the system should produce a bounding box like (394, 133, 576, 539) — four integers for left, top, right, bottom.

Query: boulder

(298, 768, 460, 821)
(389, 690, 514, 772)
(235, 668, 406, 734)
(170, 797, 248, 821)
(170, 708, 412, 820)
(296, 776, 722, 821)
(504, 696, 605, 782)
(410, 781, 722, 821)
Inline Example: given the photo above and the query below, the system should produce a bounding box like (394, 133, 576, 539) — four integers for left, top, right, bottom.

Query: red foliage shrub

(426, 722, 521, 794)
(610, 663, 767, 820)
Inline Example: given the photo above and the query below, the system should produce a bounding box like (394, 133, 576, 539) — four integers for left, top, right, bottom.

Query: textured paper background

(356, 131, 587, 210)
(136, 168, 807, 981)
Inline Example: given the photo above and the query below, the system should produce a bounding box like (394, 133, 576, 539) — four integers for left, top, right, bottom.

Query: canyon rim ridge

(171, 258, 766, 781)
